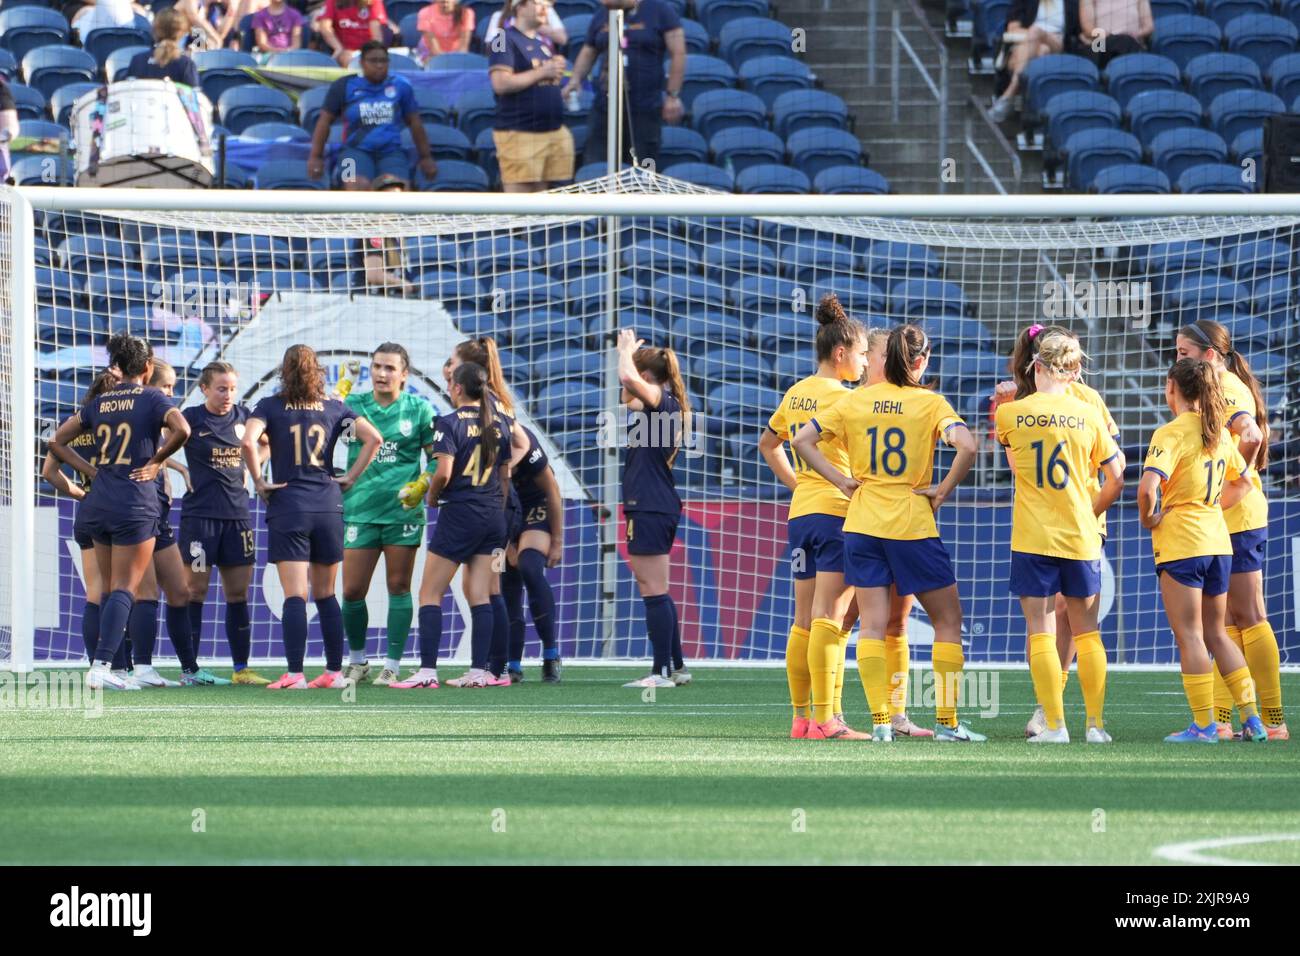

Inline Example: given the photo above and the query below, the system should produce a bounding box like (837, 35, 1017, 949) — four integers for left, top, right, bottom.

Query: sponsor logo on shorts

(403, 524, 420, 536)
(346, 525, 359, 543)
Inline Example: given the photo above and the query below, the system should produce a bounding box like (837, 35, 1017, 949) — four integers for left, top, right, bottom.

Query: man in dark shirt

(564, 0, 685, 171)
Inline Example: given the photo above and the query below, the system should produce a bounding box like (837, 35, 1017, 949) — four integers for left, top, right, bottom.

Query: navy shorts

(180, 515, 256, 569)
(155, 500, 175, 551)
(787, 513, 846, 580)
(1157, 555, 1231, 597)
(626, 510, 679, 556)
(338, 147, 409, 185)
(1230, 528, 1267, 575)
(73, 507, 94, 550)
(1009, 551, 1101, 598)
(844, 532, 956, 596)
(267, 511, 344, 565)
(80, 505, 158, 547)
(430, 505, 507, 564)
(505, 499, 523, 544)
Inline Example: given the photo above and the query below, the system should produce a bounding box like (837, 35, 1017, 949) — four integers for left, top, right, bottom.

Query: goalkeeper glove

(335, 360, 362, 399)
(398, 471, 432, 510)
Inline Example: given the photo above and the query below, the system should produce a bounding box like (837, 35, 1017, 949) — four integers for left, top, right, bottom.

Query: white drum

(72, 79, 215, 188)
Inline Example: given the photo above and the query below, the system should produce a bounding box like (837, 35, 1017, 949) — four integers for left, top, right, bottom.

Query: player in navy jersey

(49, 334, 191, 691)
(501, 423, 565, 683)
(615, 329, 692, 689)
(183, 361, 273, 686)
(399, 362, 514, 689)
(240, 345, 382, 690)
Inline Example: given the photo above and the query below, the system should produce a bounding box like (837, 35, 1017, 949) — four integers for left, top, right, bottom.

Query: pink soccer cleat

(445, 668, 490, 688)
(306, 670, 352, 689)
(790, 716, 811, 739)
(484, 672, 512, 687)
(891, 713, 935, 738)
(391, 668, 440, 689)
(267, 672, 307, 690)
(806, 716, 871, 740)
(1216, 722, 1235, 741)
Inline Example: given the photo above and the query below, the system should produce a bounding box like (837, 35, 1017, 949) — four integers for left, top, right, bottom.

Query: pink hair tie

(1027, 324, 1045, 340)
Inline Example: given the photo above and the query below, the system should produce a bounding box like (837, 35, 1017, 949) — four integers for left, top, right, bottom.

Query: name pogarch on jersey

(49, 886, 151, 936)
(596, 406, 703, 458)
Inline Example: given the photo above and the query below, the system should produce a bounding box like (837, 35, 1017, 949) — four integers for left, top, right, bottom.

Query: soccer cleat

(935, 722, 988, 743)
(1026, 705, 1047, 738)
(1265, 722, 1289, 741)
(231, 668, 271, 686)
(181, 668, 232, 686)
(790, 716, 811, 739)
(87, 663, 140, 691)
(484, 672, 512, 687)
(873, 724, 895, 742)
(541, 657, 562, 684)
(1240, 715, 1268, 743)
(622, 674, 675, 689)
(1086, 725, 1112, 744)
(343, 661, 371, 683)
(391, 668, 440, 689)
(111, 668, 143, 690)
(131, 665, 179, 688)
(807, 717, 871, 740)
(1164, 722, 1219, 744)
(671, 668, 693, 686)
(306, 670, 352, 689)
(1028, 726, 1070, 744)
(891, 713, 935, 738)
(266, 672, 308, 690)
(1216, 721, 1235, 741)
(446, 668, 492, 688)
(507, 665, 524, 684)
(372, 666, 402, 686)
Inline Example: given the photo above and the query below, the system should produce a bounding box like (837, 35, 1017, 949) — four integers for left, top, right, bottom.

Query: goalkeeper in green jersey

(336, 344, 438, 685)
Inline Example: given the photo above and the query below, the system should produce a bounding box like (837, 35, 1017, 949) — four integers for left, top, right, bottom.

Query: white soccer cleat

(131, 665, 179, 688)
(622, 674, 675, 689)
(1025, 705, 1047, 738)
(391, 668, 440, 689)
(1028, 726, 1071, 744)
(1085, 725, 1112, 744)
(445, 668, 490, 688)
(112, 669, 144, 690)
(343, 661, 371, 683)
(87, 663, 140, 691)
(372, 666, 402, 686)
(670, 668, 693, 686)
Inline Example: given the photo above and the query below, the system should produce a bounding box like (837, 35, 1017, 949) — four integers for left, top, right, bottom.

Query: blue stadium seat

(971, 0, 1010, 72)
(0, 48, 15, 81)
(660, 125, 709, 166)
(35, 266, 80, 307)
(418, 270, 482, 303)
(690, 88, 766, 139)
(1142, 240, 1222, 276)
(589, 311, 672, 351)
(864, 240, 943, 279)
(82, 26, 151, 68)
(1184, 52, 1262, 108)
(678, 54, 738, 107)
(694, 0, 769, 37)
(710, 126, 784, 173)
(0, 7, 69, 63)
(701, 237, 777, 282)
(409, 85, 450, 125)
(708, 382, 784, 430)
(663, 161, 735, 191)
(891, 278, 966, 319)
(1022, 54, 1100, 120)
(718, 17, 795, 69)
(104, 43, 149, 82)
(553, 0, 600, 16)
(651, 275, 727, 315)
(1150, 127, 1229, 182)
(772, 89, 849, 137)
(387, 0, 425, 23)
(574, 161, 608, 182)
(754, 310, 815, 353)
(677, 309, 753, 349)
(535, 379, 604, 430)
(1231, 126, 1263, 164)
(532, 347, 603, 387)
(511, 311, 586, 351)
(924, 316, 994, 353)
(809, 277, 887, 315)
(736, 163, 810, 193)
(1044, 90, 1121, 152)
(1151, 15, 1222, 70)
(7, 81, 46, 120)
(1219, 310, 1274, 350)
(1064, 128, 1142, 190)
(10, 154, 72, 185)
(781, 238, 855, 284)
(562, 13, 593, 58)
(1165, 274, 1249, 327)
(48, 81, 97, 127)
(1092, 163, 1172, 193)
(455, 88, 497, 142)
(219, 235, 293, 271)
(1242, 348, 1286, 382)
(786, 126, 864, 180)
(12, 119, 68, 164)
(37, 306, 104, 351)
(1126, 90, 1204, 147)
(21, 45, 95, 100)
(493, 270, 565, 311)
(241, 121, 311, 142)
(1205, 0, 1270, 28)
(268, 49, 337, 68)
(427, 52, 490, 72)
(219, 85, 294, 134)
(406, 236, 463, 273)
(772, 349, 814, 389)
(473, 127, 499, 188)
(624, 237, 698, 283)
(814, 166, 890, 194)
(692, 346, 771, 387)
(1224, 14, 1298, 73)
(1266, 52, 1300, 114)
(84, 267, 150, 314)
(255, 159, 327, 189)
(398, 11, 421, 48)
(1151, 0, 1197, 16)
(680, 17, 712, 55)
(1103, 52, 1182, 111)
(1207, 88, 1284, 145)
(1283, 0, 1300, 32)
(544, 238, 606, 281)
(58, 234, 137, 272)
(728, 274, 794, 316)
(738, 55, 813, 108)
(252, 270, 323, 293)
(408, 123, 472, 161)
(194, 50, 257, 103)
(1223, 238, 1290, 280)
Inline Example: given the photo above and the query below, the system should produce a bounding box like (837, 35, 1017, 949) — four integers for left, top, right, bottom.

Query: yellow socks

(1221, 666, 1260, 721)
(1182, 672, 1214, 728)
(1241, 621, 1284, 726)
(785, 625, 811, 719)
(1074, 630, 1107, 728)
(1028, 633, 1065, 731)
(856, 636, 889, 726)
(1212, 661, 1234, 725)
(832, 628, 850, 716)
(807, 618, 842, 725)
(886, 633, 909, 717)
(931, 641, 964, 729)
(1060, 669, 1070, 693)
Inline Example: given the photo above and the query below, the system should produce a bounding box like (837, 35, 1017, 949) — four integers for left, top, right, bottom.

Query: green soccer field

(2, 667, 1297, 865)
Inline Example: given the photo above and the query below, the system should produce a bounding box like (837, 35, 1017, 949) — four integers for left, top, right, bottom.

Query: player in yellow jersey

(1138, 358, 1266, 743)
(793, 324, 984, 742)
(760, 294, 870, 740)
(1175, 319, 1286, 741)
(995, 332, 1125, 744)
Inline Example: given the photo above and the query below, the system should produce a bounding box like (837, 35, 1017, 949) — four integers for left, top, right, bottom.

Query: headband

(1183, 322, 1213, 348)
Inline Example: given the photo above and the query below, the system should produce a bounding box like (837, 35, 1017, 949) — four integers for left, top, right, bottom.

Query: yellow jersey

(1143, 412, 1248, 564)
(1068, 380, 1121, 538)
(995, 391, 1119, 560)
(1219, 369, 1268, 534)
(768, 375, 852, 520)
(813, 381, 964, 540)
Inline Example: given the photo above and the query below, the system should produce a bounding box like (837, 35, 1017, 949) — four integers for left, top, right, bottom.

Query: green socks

(386, 592, 413, 663)
(342, 598, 369, 653)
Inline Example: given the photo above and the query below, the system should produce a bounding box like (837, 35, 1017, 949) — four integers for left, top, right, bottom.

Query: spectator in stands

(0, 77, 18, 183)
(363, 182, 417, 295)
(307, 40, 437, 190)
(72, 0, 149, 44)
(317, 0, 389, 67)
(176, 0, 236, 51)
(252, 0, 306, 51)
(564, 0, 686, 170)
(988, 0, 1078, 122)
(417, 0, 475, 62)
(1077, 0, 1152, 66)
(127, 9, 202, 86)
(489, 0, 574, 192)
(484, 0, 567, 52)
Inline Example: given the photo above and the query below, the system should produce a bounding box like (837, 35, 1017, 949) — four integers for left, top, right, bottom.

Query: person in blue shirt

(307, 40, 438, 190)
(126, 9, 201, 88)
(241, 344, 383, 690)
(564, 0, 686, 170)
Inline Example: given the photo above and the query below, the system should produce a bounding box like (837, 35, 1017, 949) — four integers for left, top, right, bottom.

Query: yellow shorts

(493, 126, 575, 185)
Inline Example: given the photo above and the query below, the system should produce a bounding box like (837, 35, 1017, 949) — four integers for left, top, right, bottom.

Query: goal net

(4, 172, 1298, 669)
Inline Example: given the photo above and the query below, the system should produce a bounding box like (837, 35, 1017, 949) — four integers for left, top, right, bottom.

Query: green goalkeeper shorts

(344, 519, 424, 550)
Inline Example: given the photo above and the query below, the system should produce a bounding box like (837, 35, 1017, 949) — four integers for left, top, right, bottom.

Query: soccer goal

(2, 174, 1298, 671)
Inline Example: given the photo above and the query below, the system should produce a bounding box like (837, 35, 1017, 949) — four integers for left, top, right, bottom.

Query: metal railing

(889, 1, 949, 191)
(964, 95, 1021, 194)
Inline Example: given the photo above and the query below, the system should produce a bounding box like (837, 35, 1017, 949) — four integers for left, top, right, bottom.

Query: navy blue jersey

(322, 72, 417, 153)
(489, 26, 564, 132)
(431, 405, 513, 514)
(126, 51, 200, 87)
(513, 425, 550, 511)
(182, 404, 251, 521)
(585, 0, 681, 113)
(251, 395, 356, 518)
(623, 388, 682, 514)
(77, 384, 174, 516)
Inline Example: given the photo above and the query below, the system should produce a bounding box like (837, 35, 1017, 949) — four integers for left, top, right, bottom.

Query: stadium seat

(1103, 52, 1182, 111)
(678, 54, 738, 107)
(193, 49, 257, 102)
(293, 85, 328, 132)
(809, 277, 887, 316)
(1151, 15, 1222, 70)
(1092, 163, 1172, 193)
(718, 17, 796, 69)
(404, 85, 450, 125)
(7, 81, 46, 120)
(219, 235, 293, 271)
(493, 270, 565, 312)
(1151, 0, 1196, 16)
(544, 237, 607, 281)
(1043, 91, 1121, 153)
(399, 11, 421, 48)
(35, 266, 80, 307)
(84, 267, 150, 314)
(923, 315, 994, 353)
(1064, 128, 1142, 190)
(535, 380, 604, 430)
(970, 0, 1010, 73)
(455, 88, 497, 142)
(651, 275, 727, 315)
(1242, 348, 1286, 382)
(708, 382, 784, 430)
(1021, 54, 1100, 121)
(1231, 126, 1263, 165)
(1205, 0, 1271, 28)
(1165, 273, 1249, 324)
(679, 17, 711, 55)
(692, 346, 771, 388)
(690, 88, 766, 139)
(728, 274, 794, 317)
(736, 163, 811, 194)
(1207, 88, 1284, 145)
(0, 7, 69, 63)
(37, 306, 104, 351)
(386, 0, 425, 23)
(1224, 14, 1299, 73)
(660, 125, 709, 166)
(58, 234, 137, 272)
(427, 52, 490, 72)
(553, 0, 600, 16)
(407, 123, 471, 161)
(104, 43, 149, 82)
(1219, 310, 1274, 350)
(772, 89, 849, 137)
(9, 154, 72, 185)
(863, 240, 942, 280)
(219, 85, 294, 135)
(695, 0, 769, 36)
(472, 127, 499, 187)
(700, 237, 777, 283)
(738, 55, 813, 109)
(1223, 238, 1290, 281)
(814, 166, 890, 194)
(786, 126, 864, 180)
(941, 352, 1005, 410)
(561, 13, 593, 57)
(12, 118, 68, 164)
(1184, 52, 1262, 108)
(0, 48, 15, 81)
(1126, 90, 1204, 147)
(511, 311, 586, 352)
(753, 310, 815, 354)
(663, 161, 735, 191)
(781, 237, 855, 284)
(21, 45, 95, 100)
(460, 236, 534, 276)
(574, 161, 607, 182)
(532, 347, 603, 388)
(772, 349, 815, 389)
(47, 81, 97, 127)
(710, 126, 784, 173)
(268, 49, 337, 68)
(677, 309, 753, 350)
(891, 278, 966, 319)
(418, 270, 482, 303)
(82, 26, 151, 68)
(1150, 127, 1229, 182)
(624, 237, 698, 284)
(241, 121, 311, 142)
(588, 310, 671, 351)
(255, 159, 327, 190)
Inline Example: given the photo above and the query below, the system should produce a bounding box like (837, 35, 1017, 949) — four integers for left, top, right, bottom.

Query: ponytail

(633, 345, 693, 442)
(455, 337, 513, 415)
(152, 9, 185, 67)
(813, 292, 866, 363)
(453, 361, 499, 472)
(1223, 348, 1270, 470)
(883, 323, 932, 389)
(1169, 358, 1225, 453)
